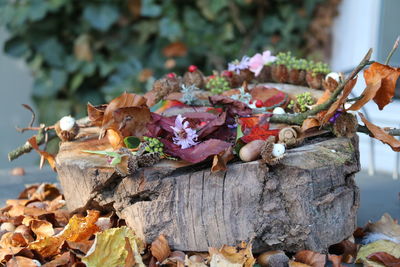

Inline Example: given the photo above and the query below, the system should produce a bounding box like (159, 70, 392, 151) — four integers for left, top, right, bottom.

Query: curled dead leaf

(28, 137, 56, 171)
(211, 147, 234, 173)
(150, 234, 171, 263)
(30, 219, 55, 240)
(301, 118, 320, 132)
(163, 42, 188, 58)
(359, 113, 400, 151)
(87, 103, 107, 127)
(209, 242, 255, 267)
(294, 250, 326, 267)
(6, 256, 40, 267)
(365, 213, 400, 240)
(367, 251, 400, 267)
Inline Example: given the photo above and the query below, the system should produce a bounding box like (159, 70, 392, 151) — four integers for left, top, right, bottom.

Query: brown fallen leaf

(328, 240, 358, 263)
(163, 41, 188, 57)
(288, 260, 312, 267)
(321, 77, 357, 125)
(211, 147, 234, 173)
(301, 118, 320, 132)
(87, 103, 107, 127)
(30, 219, 55, 240)
(367, 251, 400, 267)
(294, 250, 326, 267)
(0, 247, 34, 262)
(66, 240, 94, 255)
(209, 242, 255, 267)
(0, 232, 28, 248)
(112, 106, 151, 138)
(315, 89, 331, 105)
(365, 213, 400, 240)
(328, 254, 343, 267)
(125, 237, 136, 267)
(362, 62, 400, 110)
(150, 234, 171, 263)
(347, 73, 381, 111)
(359, 113, 400, 151)
(28, 137, 56, 171)
(6, 256, 40, 267)
(42, 251, 73, 267)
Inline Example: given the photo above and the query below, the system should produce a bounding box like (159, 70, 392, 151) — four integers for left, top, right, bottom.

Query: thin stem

(357, 125, 400, 136)
(270, 49, 373, 125)
(385, 36, 400, 65)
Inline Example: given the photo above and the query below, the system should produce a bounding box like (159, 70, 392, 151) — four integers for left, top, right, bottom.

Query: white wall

(331, 0, 400, 176)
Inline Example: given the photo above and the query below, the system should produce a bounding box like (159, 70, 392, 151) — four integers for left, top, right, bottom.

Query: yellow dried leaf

(356, 239, 400, 266)
(209, 242, 255, 267)
(150, 234, 171, 263)
(82, 226, 145, 267)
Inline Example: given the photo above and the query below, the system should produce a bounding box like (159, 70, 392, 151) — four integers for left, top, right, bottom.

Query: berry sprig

(143, 136, 165, 155)
(287, 92, 315, 112)
(206, 75, 230, 94)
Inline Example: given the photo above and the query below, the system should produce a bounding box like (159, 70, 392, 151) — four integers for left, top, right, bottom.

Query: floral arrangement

(8, 39, 400, 176)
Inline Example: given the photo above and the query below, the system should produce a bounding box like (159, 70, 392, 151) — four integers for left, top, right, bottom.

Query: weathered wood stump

(56, 134, 360, 253)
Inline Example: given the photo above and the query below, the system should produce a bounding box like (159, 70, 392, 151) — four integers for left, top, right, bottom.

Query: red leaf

(162, 139, 232, 163)
(209, 95, 252, 117)
(238, 115, 279, 143)
(367, 252, 400, 267)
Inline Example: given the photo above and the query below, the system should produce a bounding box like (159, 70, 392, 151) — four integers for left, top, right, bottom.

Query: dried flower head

(228, 56, 250, 74)
(171, 115, 198, 149)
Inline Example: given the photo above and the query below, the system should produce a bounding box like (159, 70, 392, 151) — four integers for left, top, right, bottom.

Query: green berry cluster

(287, 92, 315, 112)
(273, 52, 331, 74)
(143, 136, 165, 155)
(206, 75, 230, 95)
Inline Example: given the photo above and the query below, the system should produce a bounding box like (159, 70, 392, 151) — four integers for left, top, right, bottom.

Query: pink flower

(171, 114, 198, 149)
(248, 50, 276, 76)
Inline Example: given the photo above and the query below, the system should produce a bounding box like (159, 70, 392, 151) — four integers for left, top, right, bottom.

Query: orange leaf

(28, 137, 56, 171)
(347, 73, 381, 111)
(211, 147, 234, 173)
(162, 42, 188, 58)
(30, 219, 55, 240)
(294, 250, 326, 267)
(359, 112, 400, 151)
(101, 92, 147, 131)
(321, 77, 357, 125)
(315, 90, 331, 105)
(328, 254, 343, 267)
(301, 118, 320, 132)
(359, 62, 400, 110)
(367, 252, 400, 267)
(87, 103, 107, 126)
(6, 256, 39, 267)
(150, 234, 171, 263)
(112, 106, 151, 137)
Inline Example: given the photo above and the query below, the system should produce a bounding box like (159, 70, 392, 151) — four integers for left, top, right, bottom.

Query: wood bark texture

(56, 135, 360, 253)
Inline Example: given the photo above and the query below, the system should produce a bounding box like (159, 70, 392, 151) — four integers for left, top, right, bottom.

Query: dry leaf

(356, 239, 400, 266)
(315, 89, 331, 105)
(362, 62, 400, 110)
(0, 232, 28, 248)
(185, 255, 208, 267)
(74, 34, 92, 62)
(359, 113, 400, 151)
(125, 237, 136, 267)
(328, 240, 358, 263)
(301, 118, 320, 132)
(28, 137, 56, 171)
(82, 227, 145, 267)
(101, 92, 147, 131)
(112, 106, 151, 138)
(66, 240, 94, 254)
(0, 247, 34, 262)
(367, 251, 400, 267)
(87, 103, 107, 127)
(322, 77, 339, 92)
(42, 251, 73, 267)
(327, 254, 343, 267)
(289, 260, 312, 267)
(150, 234, 171, 263)
(347, 74, 381, 111)
(6, 256, 40, 267)
(209, 242, 255, 267)
(294, 250, 326, 267)
(211, 147, 234, 173)
(30, 219, 55, 240)
(163, 42, 188, 57)
(321, 77, 357, 125)
(365, 213, 400, 241)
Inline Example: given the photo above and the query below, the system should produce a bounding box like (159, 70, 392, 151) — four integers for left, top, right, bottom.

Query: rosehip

(188, 65, 197, 72)
(167, 73, 176, 78)
(222, 70, 233, 77)
(255, 100, 263, 108)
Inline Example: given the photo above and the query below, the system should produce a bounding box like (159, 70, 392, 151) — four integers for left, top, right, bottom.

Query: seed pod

(55, 116, 79, 142)
(332, 113, 358, 138)
(183, 68, 205, 89)
(261, 136, 285, 165)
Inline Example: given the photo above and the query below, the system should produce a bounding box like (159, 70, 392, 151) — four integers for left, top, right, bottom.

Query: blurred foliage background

(0, 0, 340, 124)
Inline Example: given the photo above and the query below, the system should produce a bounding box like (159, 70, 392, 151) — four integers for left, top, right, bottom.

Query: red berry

(209, 75, 216, 79)
(222, 70, 233, 77)
(167, 73, 176, 78)
(188, 65, 198, 72)
(255, 100, 263, 108)
(249, 99, 253, 104)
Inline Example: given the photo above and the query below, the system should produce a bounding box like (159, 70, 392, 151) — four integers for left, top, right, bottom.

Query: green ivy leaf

(4, 37, 30, 58)
(70, 73, 84, 92)
(159, 17, 182, 41)
(141, 0, 161, 17)
(83, 4, 119, 31)
(37, 38, 66, 67)
(124, 137, 141, 149)
(50, 69, 67, 90)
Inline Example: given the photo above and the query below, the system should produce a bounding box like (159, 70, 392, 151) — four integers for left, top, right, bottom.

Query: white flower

(171, 114, 198, 149)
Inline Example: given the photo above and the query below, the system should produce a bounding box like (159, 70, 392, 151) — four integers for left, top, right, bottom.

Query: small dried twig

(385, 36, 400, 65)
(357, 125, 400, 136)
(16, 104, 36, 133)
(270, 49, 373, 125)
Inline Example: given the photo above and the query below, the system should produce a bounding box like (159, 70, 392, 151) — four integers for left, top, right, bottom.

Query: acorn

(278, 127, 298, 147)
(261, 136, 285, 165)
(183, 65, 205, 88)
(332, 113, 358, 138)
(55, 116, 79, 142)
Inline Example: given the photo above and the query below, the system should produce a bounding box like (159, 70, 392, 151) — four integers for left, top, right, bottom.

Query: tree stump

(56, 133, 360, 253)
